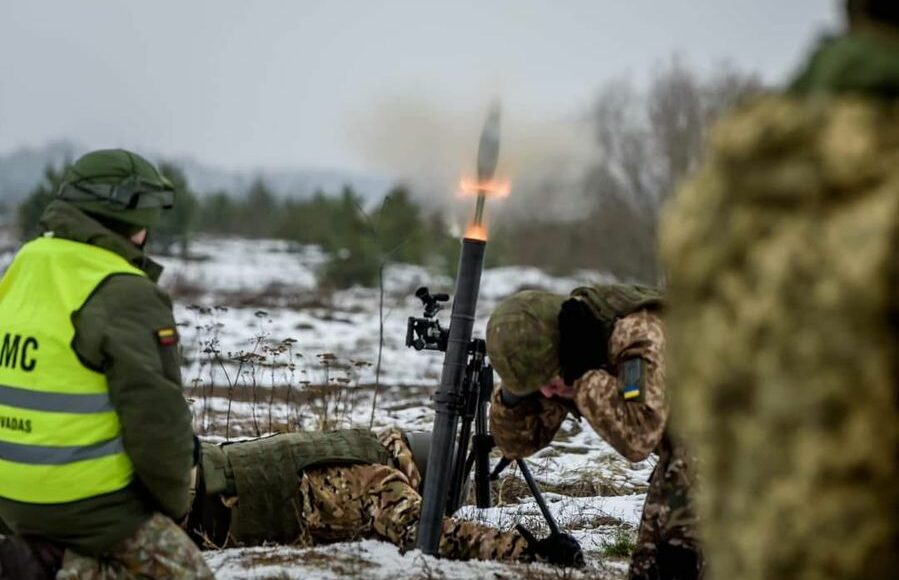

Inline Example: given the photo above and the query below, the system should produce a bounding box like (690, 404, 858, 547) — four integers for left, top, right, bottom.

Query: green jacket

(0, 200, 195, 555)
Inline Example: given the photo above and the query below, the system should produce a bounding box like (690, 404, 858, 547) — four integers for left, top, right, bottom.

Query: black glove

(517, 524, 585, 568)
(558, 298, 611, 386)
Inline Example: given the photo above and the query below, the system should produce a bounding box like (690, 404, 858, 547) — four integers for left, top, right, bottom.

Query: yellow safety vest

(0, 236, 143, 503)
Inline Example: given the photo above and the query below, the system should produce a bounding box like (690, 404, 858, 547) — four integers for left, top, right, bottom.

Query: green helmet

(486, 290, 566, 397)
(57, 149, 175, 228)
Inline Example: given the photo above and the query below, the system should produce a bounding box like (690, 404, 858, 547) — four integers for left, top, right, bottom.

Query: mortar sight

(406, 287, 450, 351)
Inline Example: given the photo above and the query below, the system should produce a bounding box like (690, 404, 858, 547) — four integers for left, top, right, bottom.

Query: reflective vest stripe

(0, 437, 124, 465)
(0, 384, 112, 414)
(0, 405, 121, 447)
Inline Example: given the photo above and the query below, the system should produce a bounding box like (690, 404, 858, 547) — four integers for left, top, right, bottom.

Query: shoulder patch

(156, 327, 178, 346)
(619, 357, 646, 403)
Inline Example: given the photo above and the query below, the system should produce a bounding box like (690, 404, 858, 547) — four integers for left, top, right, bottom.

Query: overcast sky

(0, 1, 839, 173)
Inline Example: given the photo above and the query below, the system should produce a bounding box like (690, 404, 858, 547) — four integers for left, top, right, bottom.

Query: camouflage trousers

(297, 429, 529, 561)
(630, 436, 703, 580)
(57, 513, 214, 580)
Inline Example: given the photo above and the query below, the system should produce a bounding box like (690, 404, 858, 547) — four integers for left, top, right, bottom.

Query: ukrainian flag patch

(619, 357, 647, 403)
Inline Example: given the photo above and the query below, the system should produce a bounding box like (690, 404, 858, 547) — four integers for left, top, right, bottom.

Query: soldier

(185, 427, 578, 566)
(660, 2, 899, 579)
(486, 285, 702, 580)
(0, 150, 212, 579)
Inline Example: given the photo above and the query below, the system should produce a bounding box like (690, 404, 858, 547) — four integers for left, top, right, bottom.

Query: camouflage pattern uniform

(299, 429, 528, 561)
(491, 310, 703, 579)
(661, 4, 899, 579)
(57, 513, 213, 580)
(191, 429, 529, 562)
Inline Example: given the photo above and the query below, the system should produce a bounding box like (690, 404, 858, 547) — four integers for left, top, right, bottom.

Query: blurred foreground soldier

(661, 2, 899, 579)
(0, 150, 212, 579)
(487, 285, 702, 580)
(185, 428, 579, 566)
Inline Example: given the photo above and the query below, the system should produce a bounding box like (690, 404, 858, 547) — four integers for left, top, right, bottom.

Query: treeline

(16, 164, 458, 288)
(14, 60, 762, 287)
(195, 180, 459, 288)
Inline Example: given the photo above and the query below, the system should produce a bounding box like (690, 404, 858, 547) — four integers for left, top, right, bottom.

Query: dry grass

(493, 471, 640, 505)
(184, 305, 373, 439)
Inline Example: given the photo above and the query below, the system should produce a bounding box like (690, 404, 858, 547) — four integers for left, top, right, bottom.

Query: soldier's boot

(57, 513, 214, 580)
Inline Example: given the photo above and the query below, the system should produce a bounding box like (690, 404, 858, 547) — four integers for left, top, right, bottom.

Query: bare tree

(583, 59, 762, 282)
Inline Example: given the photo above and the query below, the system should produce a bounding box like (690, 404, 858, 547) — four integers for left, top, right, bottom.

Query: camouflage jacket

(491, 309, 668, 462)
(490, 309, 701, 565)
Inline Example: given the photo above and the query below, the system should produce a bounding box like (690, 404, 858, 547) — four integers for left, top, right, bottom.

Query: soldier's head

(486, 290, 566, 397)
(846, 0, 899, 30)
(57, 149, 175, 244)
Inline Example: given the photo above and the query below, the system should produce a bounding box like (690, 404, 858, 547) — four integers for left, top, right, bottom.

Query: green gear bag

(569, 284, 663, 325)
(214, 430, 392, 546)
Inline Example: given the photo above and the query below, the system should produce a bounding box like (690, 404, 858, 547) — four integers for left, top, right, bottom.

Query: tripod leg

(448, 412, 473, 514)
(489, 457, 512, 480)
(472, 434, 491, 507)
(517, 459, 561, 536)
(473, 357, 494, 508)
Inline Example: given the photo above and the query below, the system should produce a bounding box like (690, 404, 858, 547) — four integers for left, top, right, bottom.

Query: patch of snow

(205, 539, 627, 580)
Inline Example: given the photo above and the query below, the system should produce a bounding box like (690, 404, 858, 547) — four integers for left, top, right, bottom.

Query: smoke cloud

(346, 93, 595, 230)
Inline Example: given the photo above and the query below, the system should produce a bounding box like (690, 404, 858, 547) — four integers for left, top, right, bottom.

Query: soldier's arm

(572, 309, 667, 462)
(489, 386, 569, 459)
(73, 275, 195, 520)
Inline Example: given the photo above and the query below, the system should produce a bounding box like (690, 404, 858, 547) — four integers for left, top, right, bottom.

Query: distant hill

(0, 141, 393, 204)
(0, 141, 78, 204)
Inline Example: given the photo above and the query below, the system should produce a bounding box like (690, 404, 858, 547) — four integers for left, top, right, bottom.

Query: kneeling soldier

(487, 285, 702, 580)
(0, 150, 211, 579)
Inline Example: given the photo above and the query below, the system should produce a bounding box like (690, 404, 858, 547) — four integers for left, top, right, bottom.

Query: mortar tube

(416, 236, 486, 555)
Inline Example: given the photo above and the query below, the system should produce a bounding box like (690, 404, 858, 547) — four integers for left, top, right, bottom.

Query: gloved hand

(517, 524, 585, 568)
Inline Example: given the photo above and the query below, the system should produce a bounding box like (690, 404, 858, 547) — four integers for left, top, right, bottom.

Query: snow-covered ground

(1, 236, 648, 578)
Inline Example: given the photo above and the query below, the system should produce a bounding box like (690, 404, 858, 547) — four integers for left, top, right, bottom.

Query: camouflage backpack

(570, 284, 662, 324)
(662, 94, 899, 580)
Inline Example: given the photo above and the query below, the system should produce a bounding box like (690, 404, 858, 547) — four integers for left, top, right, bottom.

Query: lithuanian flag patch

(156, 327, 178, 346)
